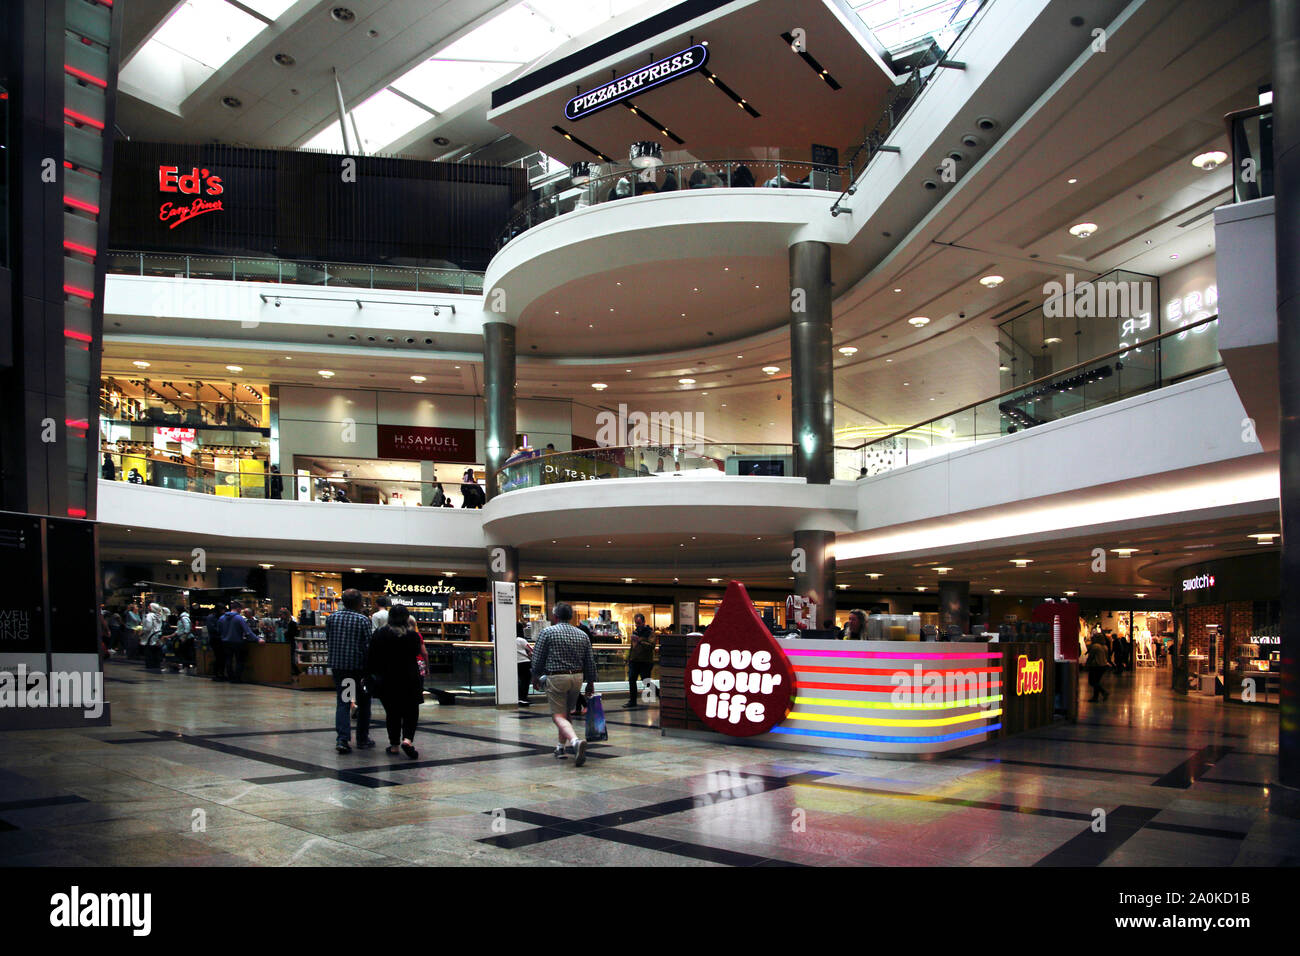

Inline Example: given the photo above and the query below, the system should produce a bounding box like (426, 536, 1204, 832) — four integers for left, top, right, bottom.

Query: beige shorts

(545, 672, 583, 714)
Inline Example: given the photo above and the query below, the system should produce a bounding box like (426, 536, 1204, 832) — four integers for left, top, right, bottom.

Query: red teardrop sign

(687, 580, 796, 736)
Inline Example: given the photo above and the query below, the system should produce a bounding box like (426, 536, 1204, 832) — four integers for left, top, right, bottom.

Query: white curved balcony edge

(481, 475, 858, 547)
(485, 189, 852, 321)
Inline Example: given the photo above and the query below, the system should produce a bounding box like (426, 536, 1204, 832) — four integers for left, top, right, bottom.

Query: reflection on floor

(0, 660, 1296, 866)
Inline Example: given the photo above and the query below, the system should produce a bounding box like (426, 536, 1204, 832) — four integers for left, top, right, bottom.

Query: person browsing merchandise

(530, 603, 597, 766)
(624, 613, 656, 708)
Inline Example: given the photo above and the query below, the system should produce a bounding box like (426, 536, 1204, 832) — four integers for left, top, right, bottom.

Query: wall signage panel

(564, 44, 708, 121)
(377, 424, 476, 463)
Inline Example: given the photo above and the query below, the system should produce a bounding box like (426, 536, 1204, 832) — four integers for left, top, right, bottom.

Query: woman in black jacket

(366, 604, 424, 758)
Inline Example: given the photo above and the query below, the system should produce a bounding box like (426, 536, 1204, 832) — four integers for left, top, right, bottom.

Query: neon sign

(565, 45, 709, 121)
(1015, 655, 1044, 695)
(157, 165, 224, 229)
(1182, 573, 1216, 592)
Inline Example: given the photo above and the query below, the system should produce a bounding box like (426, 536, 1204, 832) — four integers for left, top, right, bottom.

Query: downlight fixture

(1069, 222, 1098, 238)
(908, 316, 930, 328)
(1191, 151, 1228, 171)
(979, 275, 1004, 288)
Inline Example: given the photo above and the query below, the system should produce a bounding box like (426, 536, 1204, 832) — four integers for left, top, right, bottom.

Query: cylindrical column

(483, 322, 516, 501)
(1273, 0, 1300, 791)
(793, 529, 836, 627)
(789, 241, 835, 484)
(938, 580, 971, 637)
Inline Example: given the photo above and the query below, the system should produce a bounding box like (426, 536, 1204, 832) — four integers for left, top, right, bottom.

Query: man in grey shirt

(530, 602, 597, 766)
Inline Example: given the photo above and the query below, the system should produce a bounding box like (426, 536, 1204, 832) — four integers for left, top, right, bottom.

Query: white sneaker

(553, 745, 567, 759)
(572, 738, 588, 767)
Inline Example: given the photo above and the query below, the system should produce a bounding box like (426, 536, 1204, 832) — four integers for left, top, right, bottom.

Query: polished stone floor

(1, 660, 1297, 866)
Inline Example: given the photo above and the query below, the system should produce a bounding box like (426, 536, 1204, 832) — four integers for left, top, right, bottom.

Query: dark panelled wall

(108, 142, 529, 271)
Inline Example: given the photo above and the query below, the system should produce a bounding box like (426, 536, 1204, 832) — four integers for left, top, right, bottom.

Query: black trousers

(225, 643, 249, 682)
(628, 660, 654, 702)
(211, 640, 227, 678)
(379, 694, 419, 746)
(517, 661, 532, 702)
(1087, 666, 1109, 698)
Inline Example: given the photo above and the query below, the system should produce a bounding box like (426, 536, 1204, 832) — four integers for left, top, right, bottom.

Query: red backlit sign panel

(377, 424, 476, 463)
(157, 165, 224, 229)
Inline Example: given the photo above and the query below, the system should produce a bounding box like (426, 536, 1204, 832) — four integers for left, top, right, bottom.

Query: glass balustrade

(853, 315, 1222, 477)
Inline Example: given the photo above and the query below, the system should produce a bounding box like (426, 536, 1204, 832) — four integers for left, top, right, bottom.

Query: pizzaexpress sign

(565, 44, 708, 121)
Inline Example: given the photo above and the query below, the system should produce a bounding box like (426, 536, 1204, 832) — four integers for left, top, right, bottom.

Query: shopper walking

(365, 605, 424, 759)
(268, 464, 284, 500)
(430, 482, 447, 508)
(516, 624, 533, 706)
(1085, 633, 1111, 702)
(624, 612, 656, 708)
(327, 588, 375, 754)
(218, 600, 264, 682)
(141, 603, 164, 670)
(530, 602, 597, 766)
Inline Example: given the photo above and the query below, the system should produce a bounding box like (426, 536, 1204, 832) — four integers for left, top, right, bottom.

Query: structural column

(483, 321, 516, 502)
(789, 241, 835, 484)
(1273, 0, 1300, 792)
(793, 529, 836, 627)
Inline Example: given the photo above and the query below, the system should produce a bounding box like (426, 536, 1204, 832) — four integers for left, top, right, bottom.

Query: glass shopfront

(1171, 552, 1281, 705)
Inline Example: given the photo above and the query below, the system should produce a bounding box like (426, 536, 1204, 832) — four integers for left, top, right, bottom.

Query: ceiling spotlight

(1064, 590, 1077, 596)
(1249, 533, 1279, 543)
(410, 375, 426, 383)
(1069, 222, 1098, 238)
(990, 588, 1003, 594)
(932, 567, 952, 574)
(915, 586, 927, 592)
(678, 377, 696, 385)
(1010, 558, 1033, 567)
(623, 577, 635, 583)
(318, 370, 335, 378)
(866, 573, 882, 579)
(1134, 593, 1147, 599)
(166, 559, 181, 565)
(533, 575, 547, 581)
(908, 316, 931, 327)
(708, 577, 722, 583)
(892, 288, 902, 293)
(591, 382, 608, 390)
(1067, 177, 1078, 184)
(838, 346, 859, 355)
(979, 275, 1004, 288)
(1043, 336, 1062, 345)
(351, 568, 366, 573)
(132, 360, 150, 369)
(998, 364, 1011, 372)
(1111, 548, 1138, 557)
(225, 365, 243, 372)
(1191, 150, 1228, 171)
(762, 366, 780, 374)
(259, 563, 274, 569)
(836, 584, 849, 590)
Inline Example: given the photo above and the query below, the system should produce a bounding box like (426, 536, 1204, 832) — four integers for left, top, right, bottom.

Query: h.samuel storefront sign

(564, 44, 708, 121)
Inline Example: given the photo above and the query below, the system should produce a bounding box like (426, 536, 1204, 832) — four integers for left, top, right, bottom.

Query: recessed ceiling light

(886, 358, 893, 363)
(1249, 533, 1279, 543)
(410, 375, 426, 383)
(678, 377, 695, 385)
(866, 573, 882, 579)
(1169, 254, 1179, 260)
(1134, 593, 1147, 598)
(1111, 548, 1138, 556)
(979, 275, 1004, 288)
(908, 316, 930, 327)
(1043, 336, 1062, 345)
(1191, 150, 1228, 170)
(990, 588, 1004, 594)
(351, 568, 365, 573)
(1069, 222, 1098, 238)
(837, 584, 849, 590)
(902, 381, 910, 386)
(915, 586, 926, 591)
(533, 575, 547, 580)
(998, 364, 1011, 372)
(1010, 558, 1033, 567)
(892, 288, 902, 293)
(225, 365, 243, 372)
(933, 567, 952, 573)
(591, 383, 607, 390)
(838, 346, 858, 355)
(623, 577, 635, 583)
(1067, 177, 1078, 184)
(318, 370, 335, 378)
(166, 559, 181, 565)
(132, 360, 150, 369)
(259, 563, 274, 569)
(708, 577, 722, 583)
(1064, 590, 1077, 596)
(762, 366, 780, 374)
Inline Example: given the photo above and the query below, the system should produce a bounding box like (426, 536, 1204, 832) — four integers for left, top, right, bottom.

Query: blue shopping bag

(585, 692, 608, 742)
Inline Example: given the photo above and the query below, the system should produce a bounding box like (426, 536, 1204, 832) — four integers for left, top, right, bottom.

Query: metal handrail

(852, 314, 1220, 450)
(106, 250, 485, 294)
(498, 156, 850, 246)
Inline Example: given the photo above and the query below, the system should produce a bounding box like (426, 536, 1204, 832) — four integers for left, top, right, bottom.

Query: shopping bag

(584, 692, 608, 742)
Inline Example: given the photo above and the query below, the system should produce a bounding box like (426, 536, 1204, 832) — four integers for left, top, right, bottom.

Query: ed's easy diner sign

(564, 44, 708, 121)
(157, 165, 224, 229)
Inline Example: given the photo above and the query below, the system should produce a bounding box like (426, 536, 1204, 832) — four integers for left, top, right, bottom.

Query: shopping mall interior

(1, 0, 1299, 886)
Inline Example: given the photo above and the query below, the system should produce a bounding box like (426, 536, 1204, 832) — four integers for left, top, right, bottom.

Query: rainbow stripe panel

(769, 640, 1003, 754)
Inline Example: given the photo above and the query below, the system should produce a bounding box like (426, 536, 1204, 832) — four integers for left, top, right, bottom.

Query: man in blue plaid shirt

(530, 602, 596, 766)
(326, 589, 375, 754)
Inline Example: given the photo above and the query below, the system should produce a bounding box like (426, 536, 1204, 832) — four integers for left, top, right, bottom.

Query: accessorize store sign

(377, 424, 476, 463)
(565, 44, 709, 121)
(157, 165, 224, 229)
(687, 581, 794, 737)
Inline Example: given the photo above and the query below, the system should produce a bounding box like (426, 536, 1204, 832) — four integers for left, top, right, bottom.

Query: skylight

(119, 0, 288, 115)
(850, 0, 980, 56)
(303, 0, 669, 155)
